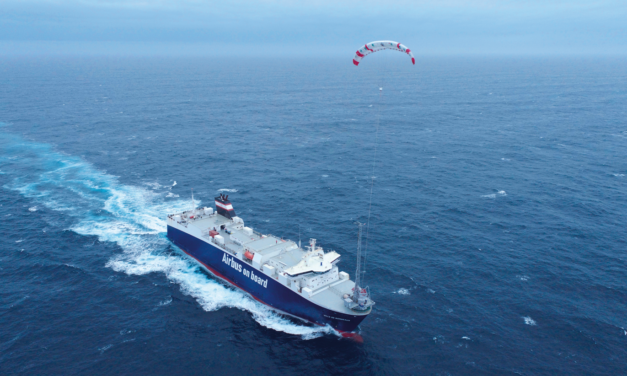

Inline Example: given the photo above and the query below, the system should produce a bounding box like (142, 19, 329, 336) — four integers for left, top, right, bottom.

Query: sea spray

(1, 131, 334, 339)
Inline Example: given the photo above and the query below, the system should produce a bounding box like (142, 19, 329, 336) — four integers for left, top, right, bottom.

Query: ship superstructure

(167, 194, 374, 333)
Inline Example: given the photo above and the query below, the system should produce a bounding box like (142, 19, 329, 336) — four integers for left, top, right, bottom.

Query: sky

(1, 0, 626, 56)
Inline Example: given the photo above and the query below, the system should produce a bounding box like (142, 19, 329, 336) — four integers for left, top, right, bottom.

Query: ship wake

(0, 128, 335, 340)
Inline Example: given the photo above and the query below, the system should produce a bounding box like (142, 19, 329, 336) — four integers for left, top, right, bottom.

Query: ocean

(1, 55, 626, 375)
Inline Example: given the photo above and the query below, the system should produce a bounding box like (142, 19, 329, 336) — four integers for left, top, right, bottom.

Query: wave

(144, 182, 165, 190)
(0, 130, 333, 340)
(98, 344, 113, 354)
(158, 297, 173, 306)
(481, 190, 507, 199)
(217, 188, 238, 193)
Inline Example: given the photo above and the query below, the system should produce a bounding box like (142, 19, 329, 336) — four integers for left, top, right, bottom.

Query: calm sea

(1, 56, 626, 375)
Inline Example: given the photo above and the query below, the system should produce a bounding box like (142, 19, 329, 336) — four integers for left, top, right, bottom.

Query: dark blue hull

(167, 225, 368, 332)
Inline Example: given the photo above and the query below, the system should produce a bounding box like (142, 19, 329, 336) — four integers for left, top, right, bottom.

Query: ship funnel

(215, 193, 236, 219)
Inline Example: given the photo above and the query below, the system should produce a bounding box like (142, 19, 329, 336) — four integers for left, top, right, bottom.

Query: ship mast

(191, 189, 195, 211)
(353, 222, 364, 304)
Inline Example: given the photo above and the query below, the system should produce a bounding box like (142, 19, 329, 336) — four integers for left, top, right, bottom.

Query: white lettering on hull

(250, 271, 268, 288)
(221, 253, 268, 288)
(323, 314, 351, 322)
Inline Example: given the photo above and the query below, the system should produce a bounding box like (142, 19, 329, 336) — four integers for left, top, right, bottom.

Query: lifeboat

(244, 250, 254, 260)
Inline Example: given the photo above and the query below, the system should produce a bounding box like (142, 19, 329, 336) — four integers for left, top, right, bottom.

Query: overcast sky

(2, 0, 626, 56)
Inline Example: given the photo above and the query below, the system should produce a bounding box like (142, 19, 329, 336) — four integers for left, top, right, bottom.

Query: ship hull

(167, 225, 368, 332)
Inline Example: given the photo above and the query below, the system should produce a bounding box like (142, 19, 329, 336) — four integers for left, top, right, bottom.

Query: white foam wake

(106, 251, 332, 339)
(1, 132, 334, 339)
(393, 288, 410, 295)
(481, 190, 507, 199)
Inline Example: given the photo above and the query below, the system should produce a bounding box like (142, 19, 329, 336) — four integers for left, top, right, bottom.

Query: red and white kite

(353, 41, 415, 66)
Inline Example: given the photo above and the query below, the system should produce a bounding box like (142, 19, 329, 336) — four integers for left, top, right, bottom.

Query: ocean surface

(1, 55, 626, 375)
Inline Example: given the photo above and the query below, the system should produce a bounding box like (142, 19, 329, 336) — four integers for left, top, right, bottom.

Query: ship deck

(168, 210, 370, 316)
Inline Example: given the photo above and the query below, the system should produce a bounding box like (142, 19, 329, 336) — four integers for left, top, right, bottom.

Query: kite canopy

(353, 41, 415, 66)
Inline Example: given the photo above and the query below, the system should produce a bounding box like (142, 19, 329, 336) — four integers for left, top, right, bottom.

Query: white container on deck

(262, 264, 276, 277)
(231, 234, 245, 246)
(214, 235, 225, 245)
(243, 227, 253, 235)
(291, 279, 300, 292)
(204, 207, 213, 215)
(252, 253, 263, 269)
(339, 271, 350, 280)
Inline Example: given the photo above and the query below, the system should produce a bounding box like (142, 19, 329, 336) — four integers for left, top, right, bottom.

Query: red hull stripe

(179, 247, 239, 287)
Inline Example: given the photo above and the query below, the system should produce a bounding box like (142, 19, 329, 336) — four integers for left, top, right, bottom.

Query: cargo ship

(167, 193, 374, 335)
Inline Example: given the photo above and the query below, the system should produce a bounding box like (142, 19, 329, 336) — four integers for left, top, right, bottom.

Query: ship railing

(223, 244, 239, 256)
(210, 238, 238, 256)
(251, 230, 294, 244)
(252, 230, 278, 238)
